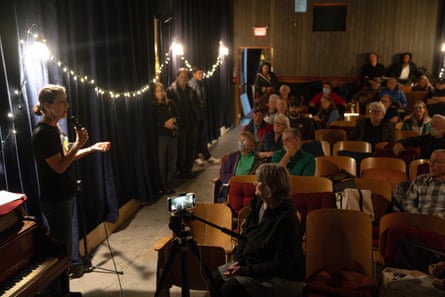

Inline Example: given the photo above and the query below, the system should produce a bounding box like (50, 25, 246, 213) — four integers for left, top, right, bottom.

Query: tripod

(154, 211, 246, 297)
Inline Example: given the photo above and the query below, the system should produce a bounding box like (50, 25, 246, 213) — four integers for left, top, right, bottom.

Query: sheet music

(0, 190, 25, 206)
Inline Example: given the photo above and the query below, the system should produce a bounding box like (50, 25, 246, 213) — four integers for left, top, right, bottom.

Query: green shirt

(235, 152, 255, 176)
(271, 149, 315, 176)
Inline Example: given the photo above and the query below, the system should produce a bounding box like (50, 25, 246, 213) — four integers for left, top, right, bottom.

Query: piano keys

(0, 214, 70, 297)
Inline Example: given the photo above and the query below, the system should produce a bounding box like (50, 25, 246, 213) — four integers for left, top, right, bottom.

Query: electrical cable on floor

(102, 222, 125, 297)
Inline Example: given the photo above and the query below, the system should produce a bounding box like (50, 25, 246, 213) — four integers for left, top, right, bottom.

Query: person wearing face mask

(308, 82, 346, 115)
(215, 131, 264, 202)
(393, 114, 445, 159)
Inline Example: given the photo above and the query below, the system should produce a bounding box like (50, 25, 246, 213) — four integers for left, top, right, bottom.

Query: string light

(22, 25, 229, 98)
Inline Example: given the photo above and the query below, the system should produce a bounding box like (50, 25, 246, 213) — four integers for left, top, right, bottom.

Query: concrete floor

(70, 125, 242, 297)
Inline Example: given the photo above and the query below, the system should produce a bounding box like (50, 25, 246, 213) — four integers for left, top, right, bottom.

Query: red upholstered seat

(227, 181, 256, 216)
(291, 192, 336, 227)
(380, 226, 445, 269)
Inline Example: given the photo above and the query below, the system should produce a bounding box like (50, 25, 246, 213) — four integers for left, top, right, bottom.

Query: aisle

(70, 125, 242, 297)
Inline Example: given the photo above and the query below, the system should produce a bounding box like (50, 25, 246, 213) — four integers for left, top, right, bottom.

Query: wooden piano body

(0, 205, 71, 297)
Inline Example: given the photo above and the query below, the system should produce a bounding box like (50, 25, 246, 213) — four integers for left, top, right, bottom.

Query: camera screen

(168, 193, 196, 212)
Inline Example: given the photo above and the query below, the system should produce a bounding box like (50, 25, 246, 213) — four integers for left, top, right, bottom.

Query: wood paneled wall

(233, 0, 441, 77)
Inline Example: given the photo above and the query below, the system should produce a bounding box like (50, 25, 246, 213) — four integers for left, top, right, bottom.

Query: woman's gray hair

(274, 113, 290, 128)
(255, 163, 291, 203)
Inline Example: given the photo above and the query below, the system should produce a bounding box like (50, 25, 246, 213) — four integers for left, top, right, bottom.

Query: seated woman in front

(208, 163, 305, 297)
(401, 100, 431, 135)
(348, 101, 394, 147)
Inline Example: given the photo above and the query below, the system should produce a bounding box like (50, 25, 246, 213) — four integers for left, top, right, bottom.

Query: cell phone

(167, 192, 196, 212)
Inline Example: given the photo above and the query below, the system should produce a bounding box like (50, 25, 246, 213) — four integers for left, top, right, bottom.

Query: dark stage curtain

(0, 0, 234, 233)
(157, 0, 234, 140)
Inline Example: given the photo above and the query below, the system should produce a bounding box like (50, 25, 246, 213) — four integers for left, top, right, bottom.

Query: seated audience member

(401, 100, 431, 135)
(412, 75, 434, 94)
(351, 77, 382, 114)
(276, 97, 289, 117)
(242, 106, 273, 142)
(389, 52, 418, 84)
(360, 52, 385, 85)
(348, 101, 395, 147)
(209, 163, 305, 297)
(272, 128, 315, 176)
(264, 94, 279, 124)
(258, 114, 289, 161)
(313, 96, 340, 128)
(279, 84, 296, 104)
(393, 114, 445, 159)
(379, 77, 407, 109)
(308, 82, 346, 114)
(402, 149, 445, 219)
(288, 100, 316, 140)
(380, 94, 400, 124)
(427, 78, 445, 116)
(216, 131, 263, 202)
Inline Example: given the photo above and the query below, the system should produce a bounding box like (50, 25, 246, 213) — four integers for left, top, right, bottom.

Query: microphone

(70, 116, 84, 130)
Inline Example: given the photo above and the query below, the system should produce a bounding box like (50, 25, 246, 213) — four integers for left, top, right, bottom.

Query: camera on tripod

(167, 192, 196, 213)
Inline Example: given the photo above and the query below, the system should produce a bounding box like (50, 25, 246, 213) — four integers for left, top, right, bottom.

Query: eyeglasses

(415, 106, 425, 110)
(274, 121, 287, 126)
(430, 160, 445, 166)
(370, 110, 383, 113)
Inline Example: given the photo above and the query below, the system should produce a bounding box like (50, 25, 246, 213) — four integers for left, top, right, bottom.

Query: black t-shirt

(32, 123, 75, 202)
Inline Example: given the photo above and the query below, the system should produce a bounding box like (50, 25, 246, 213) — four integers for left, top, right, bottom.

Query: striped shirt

(404, 174, 445, 219)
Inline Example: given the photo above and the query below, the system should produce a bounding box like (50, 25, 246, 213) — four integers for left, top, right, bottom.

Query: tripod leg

(180, 247, 190, 297)
(186, 238, 222, 297)
(154, 239, 181, 297)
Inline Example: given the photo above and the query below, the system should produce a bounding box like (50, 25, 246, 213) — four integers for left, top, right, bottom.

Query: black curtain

(158, 0, 234, 140)
(0, 0, 234, 233)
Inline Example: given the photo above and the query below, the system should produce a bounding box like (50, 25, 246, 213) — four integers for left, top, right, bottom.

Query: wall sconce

(252, 25, 269, 38)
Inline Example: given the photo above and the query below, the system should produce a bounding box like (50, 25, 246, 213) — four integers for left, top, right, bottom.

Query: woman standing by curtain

(151, 82, 178, 195)
(31, 85, 110, 292)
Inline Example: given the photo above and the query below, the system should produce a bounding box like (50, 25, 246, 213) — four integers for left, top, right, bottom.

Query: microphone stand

(71, 116, 123, 276)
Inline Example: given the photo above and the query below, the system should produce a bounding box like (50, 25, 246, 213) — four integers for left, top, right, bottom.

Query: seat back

(188, 203, 234, 251)
(301, 140, 330, 156)
(360, 157, 406, 175)
(157, 241, 226, 290)
(330, 120, 357, 135)
(306, 209, 373, 278)
(314, 129, 347, 147)
(332, 140, 372, 156)
(226, 175, 256, 216)
(379, 212, 445, 269)
(290, 176, 335, 227)
(394, 130, 420, 142)
(315, 156, 357, 177)
(409, 159, 430, 180)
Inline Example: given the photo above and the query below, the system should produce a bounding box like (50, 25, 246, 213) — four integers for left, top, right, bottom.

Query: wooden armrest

(212, 177, 220, 184)
(154, 237, 173, 251)
(373, 249, 385, 266)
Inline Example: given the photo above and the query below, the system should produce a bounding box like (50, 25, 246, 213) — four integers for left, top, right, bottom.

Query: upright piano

(0, 203, 71, 297)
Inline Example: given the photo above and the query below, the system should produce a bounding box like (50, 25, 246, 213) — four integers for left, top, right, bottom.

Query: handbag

(335, 188, 374, 221)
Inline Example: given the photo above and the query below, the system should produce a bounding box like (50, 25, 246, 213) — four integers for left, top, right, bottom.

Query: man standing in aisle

(167, 68, 201, 178)
(188, 66, 220, 166)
